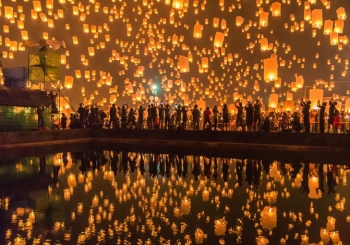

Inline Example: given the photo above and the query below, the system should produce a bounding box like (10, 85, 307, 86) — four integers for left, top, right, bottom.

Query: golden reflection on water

(1, 152, 350, 244)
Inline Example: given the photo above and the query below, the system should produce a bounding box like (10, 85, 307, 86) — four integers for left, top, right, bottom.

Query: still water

(0, 150, 349, 245)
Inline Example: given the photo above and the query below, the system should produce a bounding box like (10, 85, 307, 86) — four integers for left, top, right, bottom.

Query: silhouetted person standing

(245, 103, 254, 131)
(317, 100, 326, 133)
(253, 99, 262, 131)
(328, 99, 336, 133)
(192, 105, 200, 130)
(109, 104, 117, 129)
(203, 107, 212, 130)
(77, 103, 86, 128)
(61, 113, 67, 129)
(301, 99, 311, 132)
(235, 100, 243, 131)
(222, 104, 229, 131)
(121, 103, 128, 129)
(138, 106, 145, 129)
(164, 104, 171, 129)
(37, 104, 45, 130)
(182, 106, 188, 128)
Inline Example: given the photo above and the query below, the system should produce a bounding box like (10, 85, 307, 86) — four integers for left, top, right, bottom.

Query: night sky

(0, 0, 349, 110)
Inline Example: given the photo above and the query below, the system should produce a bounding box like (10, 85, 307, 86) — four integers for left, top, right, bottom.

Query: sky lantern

(201, 57, 209, 68)
(88, 47, 95, 56)
(236, 16, 244, 26)
(271, 2, 281, 17)
(309, 89, 324, 109)
(336, 7, 346, 20)
(330, 32, 339, 45)
(345, 98, 350, 112)
(178, 56, 190, 73)
(21, 31, 28, 40)
(193, 24, 202, 38)
(259, 11, 269, 27)
(311, 9, 323, 28)
(260, 38, 268, 51)
(323, 20, 333, 35)
(268, 93, 278, 108)
(334, 20, 344, 33)
(296, 75, 304, 89)
(283, 100, 294, 111)
(304, 9, 311, 21)
(172, 0, 184, 9)
(214, 32, 224, 47)
(286, 92, 293, 101)
(274, 77, 281, 88)
(46, 0, 54, 10)
(33, 1, 42, 12)
(263, 57, 278, 82)
(64, 76, 74, 89)
(4, 6, 14, 19)
(220, 19, 227, 30)
(213, 18, 220, 28)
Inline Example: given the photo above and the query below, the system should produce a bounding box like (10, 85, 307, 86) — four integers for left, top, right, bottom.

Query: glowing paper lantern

(304, 9, 311, 21)
(4, 6, 14, 19)
(274, 77, 281, 88)
(336, 7, 346, 20)
(193, 24, 202, 38)
(323, 20, 333, 35)
(271, 2, 281, 16)
(214, 32, 225, 48)
(213, 17, 220, 28)
(88, 47, 95, 56)
(312, 9, 323, 28)
(172, 0, 184, 9)
(260, 38, 268, 51)
(268, 93, 279, 108)
(345, 98, 350, 112)
(33, 1, 42, 12)
(64, 76, 74, 89)
(334, 20, 344, 33)
(236, 16, 244, 26)
(178, 56, 190, 73)
(283, 100, 294, 112)
(259, 11, 269, 27)
(330, 32, 339, 45)
(21, 31, 28, 40)
(296, 75, 304, 89)
(46, 0, 54, 9)
(309, 89, 324, 109)
(201, 57, 209, 68)
(263, 57, 278, 82)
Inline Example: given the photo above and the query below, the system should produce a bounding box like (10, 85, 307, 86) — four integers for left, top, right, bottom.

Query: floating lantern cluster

(0, 0, 348, 108)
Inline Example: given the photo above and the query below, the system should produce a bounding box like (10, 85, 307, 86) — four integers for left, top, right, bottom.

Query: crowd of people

(39, 98, 349, 133)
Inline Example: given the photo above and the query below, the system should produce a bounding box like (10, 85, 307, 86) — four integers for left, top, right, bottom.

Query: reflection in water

(0, 151, 350, 244)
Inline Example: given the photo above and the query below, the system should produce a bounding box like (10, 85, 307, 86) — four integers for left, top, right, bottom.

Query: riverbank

(0, 129, 349, 163)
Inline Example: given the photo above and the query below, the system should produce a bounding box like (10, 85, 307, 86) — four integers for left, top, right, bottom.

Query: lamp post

(152, 84, 157, 95)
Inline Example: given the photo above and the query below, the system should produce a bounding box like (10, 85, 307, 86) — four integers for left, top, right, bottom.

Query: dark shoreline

(0, 129, 349, 163)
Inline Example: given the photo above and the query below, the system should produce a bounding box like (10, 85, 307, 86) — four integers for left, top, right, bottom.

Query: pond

(0, 149, 349, 245)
